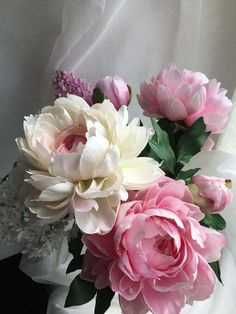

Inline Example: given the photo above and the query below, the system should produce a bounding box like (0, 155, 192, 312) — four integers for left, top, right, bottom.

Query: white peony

(16, 95, 164, 234)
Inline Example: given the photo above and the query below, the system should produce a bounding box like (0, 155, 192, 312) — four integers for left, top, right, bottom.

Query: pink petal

(196, 226, 226, 263)
(157, 85, 187, 121)
(186, 255, 215, 303)
(110, 262, 141, 300)
(119, 294, 148, 314)
(72, 197, 98, 212)
(188, 85, 206, 114)
(142, 281, 185, 314)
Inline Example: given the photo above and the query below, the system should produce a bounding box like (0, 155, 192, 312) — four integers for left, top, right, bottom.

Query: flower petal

(142, 281, 185, 314)
(74, 196, 118, 234)
(120, 157, 164, 190)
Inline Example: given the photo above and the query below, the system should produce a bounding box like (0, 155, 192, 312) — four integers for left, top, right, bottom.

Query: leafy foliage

(92, 88, 105, 104)
(176, 168, 201, 184)
(149, 118, 176, 174)
(66, 231, 84, 274)
(148, 118, 209, 177)
(176, 117, 210, 166)
(209, 261, 223, 284)
(65, 275, 97, 307)
(95, 287, 115, 314)
(200, 214, 226, 231)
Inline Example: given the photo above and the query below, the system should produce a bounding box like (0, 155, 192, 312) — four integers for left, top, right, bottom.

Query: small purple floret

(52, 70, 94, 105)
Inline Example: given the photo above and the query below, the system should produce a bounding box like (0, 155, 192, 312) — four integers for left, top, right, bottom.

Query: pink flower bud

(191, 174, 233, 213)
(96, 76, 130, 109)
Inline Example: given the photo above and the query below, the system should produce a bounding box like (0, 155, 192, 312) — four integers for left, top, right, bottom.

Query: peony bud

(95, 76, 130, 109)
(189, 174, 233, 213)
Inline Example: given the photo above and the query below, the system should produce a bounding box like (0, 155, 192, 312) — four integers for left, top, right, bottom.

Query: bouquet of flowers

(0, 64, 233, 314)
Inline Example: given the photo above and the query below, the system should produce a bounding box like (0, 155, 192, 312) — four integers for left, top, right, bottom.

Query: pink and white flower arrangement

(0, 66, 233, 314)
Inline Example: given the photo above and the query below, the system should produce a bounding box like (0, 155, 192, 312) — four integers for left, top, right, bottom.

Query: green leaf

(209, 261, 223, 284)
(176, 168, 201, 184)
(95, 287, 115, 314)
(68, 231, 83, 258)
(67, 255, 84, 274)
(65, 275, 97, 307)
(66, 232, 84, 274)
(157, 118, 178, 150)
(149, 118, 176, 174)
(92, 88, 105, 104)
(177, 118, 210, 166)
(200, 214, 226, 231)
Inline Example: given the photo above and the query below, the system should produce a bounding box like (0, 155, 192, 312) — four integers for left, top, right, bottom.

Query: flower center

(154, 235, 174, 256)
(55, 125, 87, 154)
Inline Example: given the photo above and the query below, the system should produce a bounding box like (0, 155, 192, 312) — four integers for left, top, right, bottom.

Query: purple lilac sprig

(52, 70, 94, 105)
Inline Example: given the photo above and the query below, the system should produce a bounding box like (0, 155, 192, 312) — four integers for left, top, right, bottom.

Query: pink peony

(192, 175, 233, 213)
(137, 64, 232, 133)
(81, 178, 226, 314)
(95, 76, 130, 109)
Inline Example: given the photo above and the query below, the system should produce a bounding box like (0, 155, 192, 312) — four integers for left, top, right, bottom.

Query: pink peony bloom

(81, 178, 226, 314)
(95, 76, 130, 109)
(137, 64, 232, 133)
(192, 175, 233, 213)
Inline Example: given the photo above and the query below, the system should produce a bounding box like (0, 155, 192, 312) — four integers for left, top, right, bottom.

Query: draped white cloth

(1, 0, 236, 313)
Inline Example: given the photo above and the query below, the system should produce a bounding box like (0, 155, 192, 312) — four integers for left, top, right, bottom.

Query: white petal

(55, 95, 90, 124)
(27, 171, 66, 190)
(75, 170, 123, 199)
(23, 115, 38, 149)
(120, 157, 164, 190)
(50, 152, 82, 182)
(80, 136, 110, 179)
(38, 182, 74, 202)
(74, 196, 118, 234)
(25, 193, 69, 220)
(118, 118, 152, 159)
(16, 138, 45, 170)
(36, 141, 51, 169)
(89, 100, 123, 142)
(96, 145, 120, 177)
(118, 105, 129, 126)
(41, 106, 74, 129)
(72, 196, 99, 212)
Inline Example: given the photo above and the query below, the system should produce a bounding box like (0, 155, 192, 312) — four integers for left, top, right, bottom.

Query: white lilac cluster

(19, 219, 71, 259)
(0, 167, 72, 259)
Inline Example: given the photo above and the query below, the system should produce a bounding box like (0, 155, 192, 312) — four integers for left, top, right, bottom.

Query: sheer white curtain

(1, 0, 236, 313)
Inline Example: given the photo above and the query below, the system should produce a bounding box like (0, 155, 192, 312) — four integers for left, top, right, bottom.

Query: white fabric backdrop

(1, 0, 236, 313)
